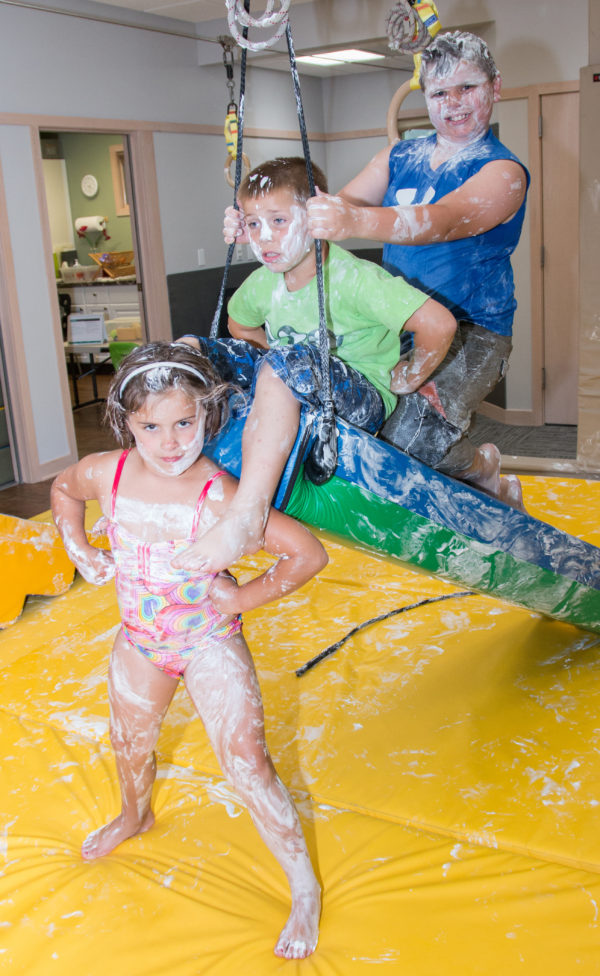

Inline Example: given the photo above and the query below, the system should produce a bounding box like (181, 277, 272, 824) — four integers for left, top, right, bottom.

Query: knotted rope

(226, 0, 291, 51)
(386, 0, 440, 54)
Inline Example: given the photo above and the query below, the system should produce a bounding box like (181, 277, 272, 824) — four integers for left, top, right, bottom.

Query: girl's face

(423, 60, 500, 147)
(126, 388, 206, 478)
(241, 187, 314, 276)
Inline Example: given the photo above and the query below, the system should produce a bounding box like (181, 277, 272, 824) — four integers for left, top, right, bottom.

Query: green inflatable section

(285, 471, 600, 634)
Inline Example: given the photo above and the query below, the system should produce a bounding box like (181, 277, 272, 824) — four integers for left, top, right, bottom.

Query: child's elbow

(314, 543, 329, 575)
(439, 306, 457, 342)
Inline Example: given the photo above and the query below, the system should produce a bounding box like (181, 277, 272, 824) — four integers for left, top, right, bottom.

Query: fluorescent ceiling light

(297, 49, 386, 67)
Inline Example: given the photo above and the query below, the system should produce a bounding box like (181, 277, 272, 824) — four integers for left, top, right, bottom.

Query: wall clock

(81, 174, 98, 198)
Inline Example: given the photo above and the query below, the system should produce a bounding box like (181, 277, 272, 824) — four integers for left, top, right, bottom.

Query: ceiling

(85, 0, 418, 74)
(86, 0, 491, 77)
(93, 0, 316, 25)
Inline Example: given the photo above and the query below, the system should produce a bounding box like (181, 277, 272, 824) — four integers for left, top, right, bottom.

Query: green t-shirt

(227, 243, 428, 417)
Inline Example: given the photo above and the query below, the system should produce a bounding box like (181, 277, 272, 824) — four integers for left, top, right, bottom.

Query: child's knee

(110, 717, 161, 761)
(222, 745, 274, 795)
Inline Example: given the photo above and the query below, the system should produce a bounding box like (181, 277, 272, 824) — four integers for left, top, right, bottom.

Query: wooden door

(541, 91, 580, 425)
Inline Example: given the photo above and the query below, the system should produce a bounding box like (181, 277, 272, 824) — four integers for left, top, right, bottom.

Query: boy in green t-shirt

(175, 157, 456, 576)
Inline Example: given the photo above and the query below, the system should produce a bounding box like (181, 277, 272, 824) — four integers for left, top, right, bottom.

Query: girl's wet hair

(104, 341, 232, 446)
(420, 31, 499, 87)
(239, 156, 328, 205)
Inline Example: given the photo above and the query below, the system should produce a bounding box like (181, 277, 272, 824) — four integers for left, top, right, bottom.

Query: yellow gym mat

(1, 475, 599, 974)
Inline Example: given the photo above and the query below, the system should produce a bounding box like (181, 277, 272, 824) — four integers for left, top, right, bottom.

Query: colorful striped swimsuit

(107, 450, 242, 679)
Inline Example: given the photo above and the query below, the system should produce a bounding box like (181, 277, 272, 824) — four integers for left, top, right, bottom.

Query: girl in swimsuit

(51, 341, 327, 960)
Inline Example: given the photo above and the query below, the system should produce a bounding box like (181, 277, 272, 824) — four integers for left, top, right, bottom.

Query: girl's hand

(207, 571, 240, 618)
(223, 205, 249, 245)
(74, 545, 115, 586)
(306, 188, 359, 241)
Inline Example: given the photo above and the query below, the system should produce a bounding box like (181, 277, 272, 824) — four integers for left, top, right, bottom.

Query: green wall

(60, 132, 133, 265)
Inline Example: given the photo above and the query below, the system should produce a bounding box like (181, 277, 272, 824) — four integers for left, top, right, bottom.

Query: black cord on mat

(296, 591, 475, 676)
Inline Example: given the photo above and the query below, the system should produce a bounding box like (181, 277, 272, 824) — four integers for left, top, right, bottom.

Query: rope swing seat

(205, 1, 600, 640)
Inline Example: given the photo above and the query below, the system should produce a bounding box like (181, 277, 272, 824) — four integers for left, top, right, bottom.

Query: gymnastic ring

(224, 152, 251, 188)
(386, 79, 414, 144)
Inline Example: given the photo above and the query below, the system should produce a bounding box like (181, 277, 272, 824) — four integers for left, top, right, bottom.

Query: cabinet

(58, 281, 140, 321)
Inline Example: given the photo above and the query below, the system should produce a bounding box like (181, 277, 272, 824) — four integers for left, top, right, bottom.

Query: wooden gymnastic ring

(386, 80, 414, 144)
(224, 152, 251, 188)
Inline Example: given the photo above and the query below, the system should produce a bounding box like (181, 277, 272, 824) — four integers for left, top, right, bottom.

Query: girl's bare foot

(81, 810, 155, 860)
(274, 887, 321, 960)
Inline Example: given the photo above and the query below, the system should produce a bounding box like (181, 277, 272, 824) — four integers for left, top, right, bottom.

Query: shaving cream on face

(244, 190, 313, 273)
(424, 61, 497, 150)
(136, 413, 205, 478)
(128, 391, 207, 479)
(278, 205, 312, 267)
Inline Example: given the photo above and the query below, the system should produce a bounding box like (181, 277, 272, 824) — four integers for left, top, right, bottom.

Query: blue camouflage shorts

(191, 336, 385, 435)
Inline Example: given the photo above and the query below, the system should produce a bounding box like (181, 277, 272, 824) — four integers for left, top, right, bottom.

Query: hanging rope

(214, 4, 337, 481)
(284, 21, 338, 485)
(221, 37, 251, 187)
(385, 1, 442, 137)
(226, 0, 291, 51)
(210, 9, 251, 337)
(295, 591, 475, 677)
(385, 0, 441, 54)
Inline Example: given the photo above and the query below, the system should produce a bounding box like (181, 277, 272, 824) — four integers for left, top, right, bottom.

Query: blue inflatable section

(205, 401, 600, 632)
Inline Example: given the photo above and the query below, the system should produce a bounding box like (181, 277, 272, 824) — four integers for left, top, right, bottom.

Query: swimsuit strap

(111, 450, 130, 519)
(190, 470, 227, 539)
(110, 451, 225, 539)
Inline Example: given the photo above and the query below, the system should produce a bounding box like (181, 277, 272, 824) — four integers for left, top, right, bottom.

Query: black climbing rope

(210, 6, 250, 338)
(296, 591, 475, 676)
(284, 22, 337, 485)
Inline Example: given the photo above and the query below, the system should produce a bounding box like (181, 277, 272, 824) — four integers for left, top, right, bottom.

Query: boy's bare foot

(81, 810, 155, 860)
(498, 473, 527, 513)
(460, 444, 526, 512)
(274, 887, 321, 960)
(172, 506, 266, 575)
(467, 442, 502, 496)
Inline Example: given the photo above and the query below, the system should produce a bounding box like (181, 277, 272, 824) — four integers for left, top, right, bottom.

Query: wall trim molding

(477, 402, 538, 427)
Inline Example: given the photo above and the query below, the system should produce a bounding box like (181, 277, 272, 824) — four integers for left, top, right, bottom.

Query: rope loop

(226, 0, 291, 51)
(386, 0, 439, 54)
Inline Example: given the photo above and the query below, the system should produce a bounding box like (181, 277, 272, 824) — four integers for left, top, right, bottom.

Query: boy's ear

(492, 73, 502, 102)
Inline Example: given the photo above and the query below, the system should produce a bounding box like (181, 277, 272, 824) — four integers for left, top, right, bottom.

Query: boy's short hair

(239, 156, 328, 205)
(420, 31, 499, 87)
(105, 341, 232, 446)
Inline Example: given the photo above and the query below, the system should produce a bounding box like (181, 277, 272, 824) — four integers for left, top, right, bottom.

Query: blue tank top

(382, 130, 530, 336)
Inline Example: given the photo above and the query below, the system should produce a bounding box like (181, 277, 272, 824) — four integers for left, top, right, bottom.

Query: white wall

(154, 66, 326, 273)
(0, 0, 216, 122)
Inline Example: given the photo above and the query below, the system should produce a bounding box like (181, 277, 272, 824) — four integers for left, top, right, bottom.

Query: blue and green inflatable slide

(205, 402, 600, 635)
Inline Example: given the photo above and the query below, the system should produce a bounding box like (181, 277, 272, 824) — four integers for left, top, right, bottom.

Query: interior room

(1, 1, 599, 974)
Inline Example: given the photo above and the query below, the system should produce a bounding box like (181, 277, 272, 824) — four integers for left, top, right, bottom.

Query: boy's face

(241, 187, 314, 275)
(423, 59, 501, 146)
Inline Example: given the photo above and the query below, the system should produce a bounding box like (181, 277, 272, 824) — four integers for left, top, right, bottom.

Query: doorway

(40, 130, 145, 446)
(540, 91, 579, 425)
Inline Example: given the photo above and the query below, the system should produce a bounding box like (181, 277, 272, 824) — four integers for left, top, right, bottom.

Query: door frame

(0, 113, 174, 483)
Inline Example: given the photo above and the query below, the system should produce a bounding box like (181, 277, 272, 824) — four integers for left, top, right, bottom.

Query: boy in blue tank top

(305, 32, 529, 512)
